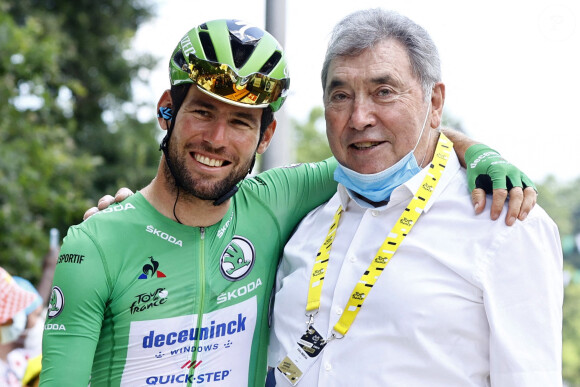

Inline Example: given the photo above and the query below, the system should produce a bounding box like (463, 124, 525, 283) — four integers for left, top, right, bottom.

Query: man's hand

(83, 188, 135, 220)
(465, 144, 537, 226)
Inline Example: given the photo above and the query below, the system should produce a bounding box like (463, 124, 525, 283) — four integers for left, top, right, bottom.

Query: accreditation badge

(276, 325, 327, 385)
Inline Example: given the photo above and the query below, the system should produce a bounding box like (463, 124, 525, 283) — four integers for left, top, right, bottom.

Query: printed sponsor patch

(220, 236, 255, 281)
(122, 297, 257, 385)
(48, 286, 64, 318)
(57, 253, 85, 264)
(139, 256, 166, 279)
(130, 288, 169, 314)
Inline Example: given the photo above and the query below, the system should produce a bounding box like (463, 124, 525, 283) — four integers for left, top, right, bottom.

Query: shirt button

(349, 255, 356, 263)
(324, 362, 332, 371)
(336, 307, 343, 315)
(371, 210, 380, 217)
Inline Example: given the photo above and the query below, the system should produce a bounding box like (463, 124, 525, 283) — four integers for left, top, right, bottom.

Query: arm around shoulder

(442, 128, 537, 226)
(247, 157, 338, 240)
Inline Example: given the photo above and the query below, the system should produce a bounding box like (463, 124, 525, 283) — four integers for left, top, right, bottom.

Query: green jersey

(40, 160, 337, 386)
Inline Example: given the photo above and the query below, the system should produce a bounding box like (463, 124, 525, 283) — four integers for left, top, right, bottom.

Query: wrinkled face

(163, 86, 274, 201)
(323, 39, 434, 174)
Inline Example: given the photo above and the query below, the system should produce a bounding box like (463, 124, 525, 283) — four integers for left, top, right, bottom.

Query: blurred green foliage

(564, 279, 580, 385)
(293, 106, 332, 162)
(0, 0, 161, 281)
(537, 177, 580, 386)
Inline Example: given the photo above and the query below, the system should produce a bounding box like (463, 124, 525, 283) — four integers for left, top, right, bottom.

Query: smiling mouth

(193, 153, 229, 167)
(351, 141, 383, 150)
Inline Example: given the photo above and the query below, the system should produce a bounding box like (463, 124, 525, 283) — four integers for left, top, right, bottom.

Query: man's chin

(166, 152, 251, 202)
(180, 181, 240, 202)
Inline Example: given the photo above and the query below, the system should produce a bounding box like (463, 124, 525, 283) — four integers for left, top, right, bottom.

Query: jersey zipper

(188, 226, 206, 386)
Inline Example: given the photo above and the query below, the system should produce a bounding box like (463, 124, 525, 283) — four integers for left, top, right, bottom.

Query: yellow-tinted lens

(187, 56, 288, 108)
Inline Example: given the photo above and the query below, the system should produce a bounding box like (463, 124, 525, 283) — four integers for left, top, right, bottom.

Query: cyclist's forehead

(182, 86, 263, 121)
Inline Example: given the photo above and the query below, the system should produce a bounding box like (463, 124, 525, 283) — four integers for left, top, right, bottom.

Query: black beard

(164, 141, 253, 202)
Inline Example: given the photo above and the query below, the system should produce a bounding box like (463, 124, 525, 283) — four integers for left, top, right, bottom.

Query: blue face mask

(334, 151, 421, 202)
(334, 99, 432, 203)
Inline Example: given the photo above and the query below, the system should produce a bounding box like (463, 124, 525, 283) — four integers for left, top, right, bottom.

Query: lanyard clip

(324, 330, 344, 344)
(305, 310, 318, 329)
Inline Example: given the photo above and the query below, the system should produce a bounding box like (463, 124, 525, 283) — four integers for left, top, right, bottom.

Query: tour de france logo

(48, 286, 65, 319)
(220, 236, 256, 281)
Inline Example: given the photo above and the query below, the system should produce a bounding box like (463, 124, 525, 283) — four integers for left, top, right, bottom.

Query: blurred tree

(563, 279, 580, 386)
(537, 175, 580, 268)
(441, 113, 466, 133)
(5, 0, 160, 196)
(536, 175, 580, 386)
(293, 106, 332, 163)
(0, 0, 160, 282)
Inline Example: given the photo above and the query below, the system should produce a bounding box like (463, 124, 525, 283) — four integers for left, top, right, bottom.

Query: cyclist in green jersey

(40, 20, 338, 387)
(41, 19, 536, 387)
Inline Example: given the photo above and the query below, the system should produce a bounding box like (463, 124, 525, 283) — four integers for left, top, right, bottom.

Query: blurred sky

(132, 0, 580, 182)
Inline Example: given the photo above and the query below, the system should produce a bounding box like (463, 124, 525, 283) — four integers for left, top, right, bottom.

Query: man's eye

(377, 88, 391, 97)
(331, 92, 348, 101)
(231, 119, 252, 129)
(193, 110, 211, 118)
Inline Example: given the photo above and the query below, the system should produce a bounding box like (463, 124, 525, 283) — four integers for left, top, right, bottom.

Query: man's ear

(157, 90, 173, 131)
(430, 82, 445, 128)
(256, 119, 277, 154)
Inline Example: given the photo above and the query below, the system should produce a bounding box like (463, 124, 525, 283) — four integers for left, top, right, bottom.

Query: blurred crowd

(0, 232, 59, 387)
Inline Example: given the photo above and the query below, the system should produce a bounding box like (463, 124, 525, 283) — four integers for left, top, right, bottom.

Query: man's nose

(204, 119, 228, 146)
(349, 97, 376, 131)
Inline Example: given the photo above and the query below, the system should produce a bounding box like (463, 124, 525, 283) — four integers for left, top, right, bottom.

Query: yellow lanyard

(306, 133, 453, 337)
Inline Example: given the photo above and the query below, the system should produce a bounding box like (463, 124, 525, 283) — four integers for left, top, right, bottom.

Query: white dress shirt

(268, 150, 563, 386)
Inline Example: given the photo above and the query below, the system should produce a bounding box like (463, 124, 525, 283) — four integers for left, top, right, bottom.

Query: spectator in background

(0, 230, 59, 387)
(12, 277, 45, 354)
(0, 267, 40, 386)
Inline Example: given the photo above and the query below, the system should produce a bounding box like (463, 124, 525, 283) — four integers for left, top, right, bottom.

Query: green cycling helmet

(169, 19, 290, 112)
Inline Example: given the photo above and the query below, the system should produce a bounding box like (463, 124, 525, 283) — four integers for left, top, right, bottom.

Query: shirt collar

(337, 184, 356, 209)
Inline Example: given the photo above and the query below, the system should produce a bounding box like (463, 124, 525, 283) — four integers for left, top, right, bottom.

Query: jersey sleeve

(246, 158, 338, 239)
(40, 225, 111, 386)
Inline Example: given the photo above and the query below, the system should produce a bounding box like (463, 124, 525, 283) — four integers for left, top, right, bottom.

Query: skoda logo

(48, 286, 65, 319)
(220, 236, 255, 281)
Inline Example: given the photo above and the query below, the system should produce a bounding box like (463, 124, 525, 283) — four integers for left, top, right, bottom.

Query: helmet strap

(212, 148, 257, 206)
(160, 119, 185, 224)
(212, 185, 239, 206)
(159, 85, 191, 223)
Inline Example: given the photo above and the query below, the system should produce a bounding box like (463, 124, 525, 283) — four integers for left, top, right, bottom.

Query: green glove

(465, 144, 537, 194)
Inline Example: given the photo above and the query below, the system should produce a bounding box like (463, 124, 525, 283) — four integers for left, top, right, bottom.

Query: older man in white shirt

(268, 9, 563, 387)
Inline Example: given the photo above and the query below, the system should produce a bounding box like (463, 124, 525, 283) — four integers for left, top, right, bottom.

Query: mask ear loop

(418, 126, 434, 168)
(415, 90, 434, 168)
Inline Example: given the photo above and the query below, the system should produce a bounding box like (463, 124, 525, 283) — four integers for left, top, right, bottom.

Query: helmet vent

(199, 31, 218, 62)
(259, 51, 282, 75)
(230, 33, 257, 70)
(173, 50, 188, 71)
